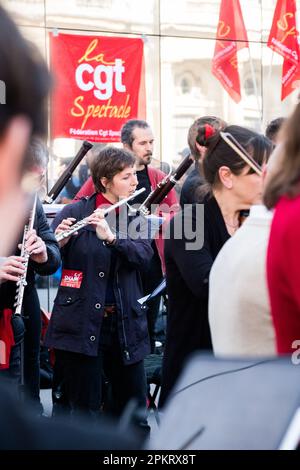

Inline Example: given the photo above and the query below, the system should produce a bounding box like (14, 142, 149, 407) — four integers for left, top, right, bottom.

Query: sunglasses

(220, 132, 263, 177)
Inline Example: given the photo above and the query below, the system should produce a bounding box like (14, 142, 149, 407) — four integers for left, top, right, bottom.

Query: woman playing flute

(45, 146, 153, 432)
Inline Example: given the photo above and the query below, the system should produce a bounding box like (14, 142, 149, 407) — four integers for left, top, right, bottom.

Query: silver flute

(14, 193, 38, 316)
(56, 187, 145, 242)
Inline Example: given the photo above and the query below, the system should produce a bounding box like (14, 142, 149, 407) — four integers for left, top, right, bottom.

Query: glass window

(262, 0, 280, 43)
(262, 43, 297, 129)
(19, 25, 47, 58)
(160, 37, 263, 167)
(180, 76, 193, 94)
(2, 0, 45, 26)
(244, 77, 255, 97)
(45, 0, 159, 35)
(160, 0, 262, 42)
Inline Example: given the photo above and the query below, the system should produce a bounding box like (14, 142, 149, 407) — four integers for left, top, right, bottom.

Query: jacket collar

(96, 192, 115, 209)
(81, 192, 115, 209)
(84, 192, 97, 214)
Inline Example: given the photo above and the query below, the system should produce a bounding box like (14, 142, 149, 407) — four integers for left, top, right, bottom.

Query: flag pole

(265, 51, 274, 127)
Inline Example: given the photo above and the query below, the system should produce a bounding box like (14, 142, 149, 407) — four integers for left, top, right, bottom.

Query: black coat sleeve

(108, 238, 153, 271)
(29, 199, 61, 275)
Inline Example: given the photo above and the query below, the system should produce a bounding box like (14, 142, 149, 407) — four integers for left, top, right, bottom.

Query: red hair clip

(204, 124, 215, 140)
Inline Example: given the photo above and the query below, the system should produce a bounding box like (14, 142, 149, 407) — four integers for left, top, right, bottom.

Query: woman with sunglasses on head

(159, 125, 273, 408)
(45, 146, 153, 432)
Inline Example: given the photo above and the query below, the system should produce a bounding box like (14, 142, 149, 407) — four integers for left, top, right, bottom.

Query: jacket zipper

(116, 271, 130, 361)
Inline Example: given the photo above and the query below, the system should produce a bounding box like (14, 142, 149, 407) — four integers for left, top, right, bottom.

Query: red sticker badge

(60, 269, 83, 288)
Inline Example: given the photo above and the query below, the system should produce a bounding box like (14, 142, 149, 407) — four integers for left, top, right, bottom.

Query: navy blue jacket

(45, 194, 153, 365)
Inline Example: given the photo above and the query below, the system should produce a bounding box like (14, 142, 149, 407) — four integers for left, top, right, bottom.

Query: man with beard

(75, 119, 179, 353)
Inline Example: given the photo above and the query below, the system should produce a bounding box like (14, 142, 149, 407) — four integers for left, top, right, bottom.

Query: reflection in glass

(161, 37, 263, 166)
(2, 0, 45, 26)
(45, 0, 158, 34)
(160, 0, 261, 42)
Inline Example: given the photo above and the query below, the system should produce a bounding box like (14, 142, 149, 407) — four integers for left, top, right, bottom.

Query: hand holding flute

(55, 187, 145, 246)
(0, 228, 47, 282)
(88, 209, 115, 244)
(55, 210, 115, 248)
(55, 217, 78, 248)
(18, 228, 48, 263)
(0, 256, 26, 283)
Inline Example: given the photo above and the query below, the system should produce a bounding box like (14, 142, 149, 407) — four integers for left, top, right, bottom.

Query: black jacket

(0, 199, 61, 313)
(180, 165, 204, 207)
(159, 196, 230, 407)
(45, 195, 153, 365)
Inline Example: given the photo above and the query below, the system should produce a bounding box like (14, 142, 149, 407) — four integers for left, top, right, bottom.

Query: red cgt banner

(50, 34, 145, 142)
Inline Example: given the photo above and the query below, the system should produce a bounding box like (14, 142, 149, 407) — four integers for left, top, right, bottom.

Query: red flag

(267, 0, 300, 100)
(267, 0, 299, 64)
(212, 0, 248, 103)
(281, 59, 300, 100)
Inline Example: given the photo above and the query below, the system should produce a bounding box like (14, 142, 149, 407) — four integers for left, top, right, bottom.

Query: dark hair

(0, 6, 51, 138)
(91, 146, 135, 193)
(23, 137, 48, 172)
(120, 119, 150, 148)
(187, 115, 227, 161)
(196, 125, 273, 196)
(265, 117, 286, 143)
(264, 104, 300, 209)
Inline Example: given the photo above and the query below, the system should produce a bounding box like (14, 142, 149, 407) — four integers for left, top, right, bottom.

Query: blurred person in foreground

(0, 5, 57, 412)
(0, 6, 142, 450)
(0, 139, 61, 414)
(0, 4, 51, 257)
(264, 103, 300, 355)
